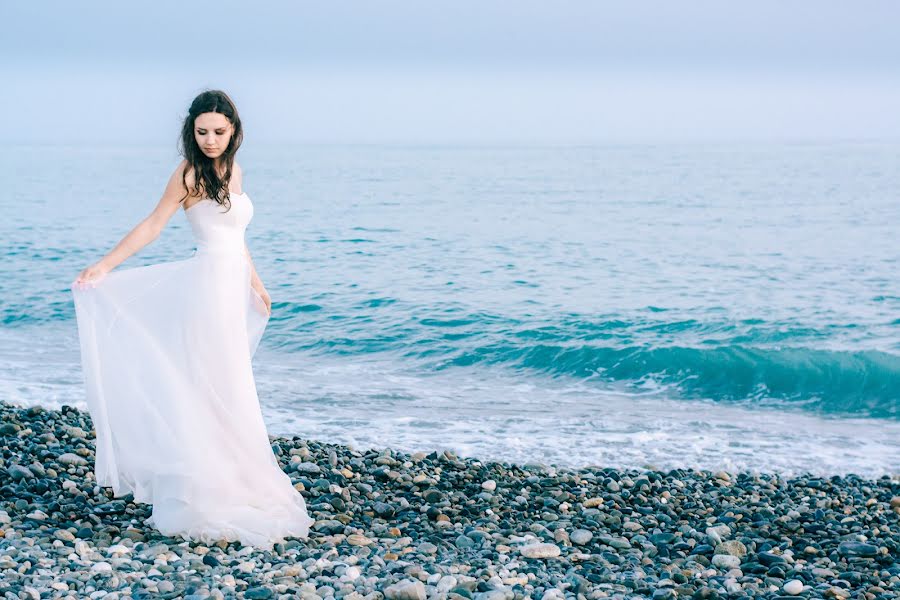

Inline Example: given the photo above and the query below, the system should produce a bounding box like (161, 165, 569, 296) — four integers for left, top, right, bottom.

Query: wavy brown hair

(177, 89, 243, 212)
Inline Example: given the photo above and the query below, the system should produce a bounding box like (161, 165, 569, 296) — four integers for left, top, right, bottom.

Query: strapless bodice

(185, 191, 254, 257)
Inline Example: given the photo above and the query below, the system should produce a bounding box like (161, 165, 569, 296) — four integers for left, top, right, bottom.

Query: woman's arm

(74, 161, 192, 286)
(99, 161, 192, 270)
(244, 243, 265, 292)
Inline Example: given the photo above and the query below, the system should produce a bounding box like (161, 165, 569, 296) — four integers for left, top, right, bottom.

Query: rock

(714, 540, 747, 557)
(0, 423, 21, 435)
(64, 426, 88, 438)
(58, 453, 88, 466)
(418, 542, 438, 554)
(244, 587, 274, 600)
(520, 543, 561, 558)
(202, 554, 220, 566)
(649, 533, 676, 545)
(705, 524, 731, 544)
(93, 501, 126, 515)
(481, 480, 496, 491)
(347, 534, 373, 546)
(837, 541, 878, 557)
(384, 578, 427, 600)
(570, 529, 593, 545)
(758, 551, 786, 566)
(344, 565, 362, 579)
(597, 535, 631, 550)
(90, 562, 112, 573)
(783, 580, 804, 595)
(711, 554, 741, 569)
(7, 464, 34, 480)
(373, 501, 396, 518)
(293, 461, 321, 474)
(54, 529, 76, 542)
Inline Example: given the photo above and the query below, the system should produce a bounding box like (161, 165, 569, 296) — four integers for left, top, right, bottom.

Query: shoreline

(1, 399, 898, 599)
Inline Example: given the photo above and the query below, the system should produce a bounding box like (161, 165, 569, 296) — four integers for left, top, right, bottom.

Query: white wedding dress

(70, 191, 315, 550)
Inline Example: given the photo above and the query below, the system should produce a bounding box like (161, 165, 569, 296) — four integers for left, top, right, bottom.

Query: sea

(1, 141, 898, 478)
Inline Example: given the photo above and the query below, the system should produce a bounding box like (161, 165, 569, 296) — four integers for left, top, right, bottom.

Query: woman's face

(194, 112, 233, 161)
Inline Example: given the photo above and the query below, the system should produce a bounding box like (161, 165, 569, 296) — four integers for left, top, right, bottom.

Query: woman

(71, 89, 315, 550)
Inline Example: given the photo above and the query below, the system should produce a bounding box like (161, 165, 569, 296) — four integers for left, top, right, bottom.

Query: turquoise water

(2, 142, 898, 476)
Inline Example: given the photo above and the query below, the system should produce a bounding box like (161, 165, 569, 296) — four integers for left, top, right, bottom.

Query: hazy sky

(2, 1, 899, 143)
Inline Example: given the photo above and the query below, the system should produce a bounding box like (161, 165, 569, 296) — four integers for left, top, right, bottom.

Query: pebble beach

(0, 399, 898, 600)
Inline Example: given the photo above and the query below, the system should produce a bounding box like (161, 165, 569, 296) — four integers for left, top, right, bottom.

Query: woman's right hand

(72, 262, 110, 290)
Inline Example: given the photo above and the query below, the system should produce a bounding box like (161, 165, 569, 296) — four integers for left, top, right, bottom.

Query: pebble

(57, 452, 88, 466)
(714, 540, 747, 557)
(570, 529, 593, 545)
(711, 554, 741, 569)
(383, 578, 426, 600)
(837, 540, 878, 557)
(520, 543, 562, 558)
(0, 398, 897, 600)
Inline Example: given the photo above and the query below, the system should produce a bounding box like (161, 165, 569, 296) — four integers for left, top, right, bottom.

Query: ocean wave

(430, 343, 899, 419)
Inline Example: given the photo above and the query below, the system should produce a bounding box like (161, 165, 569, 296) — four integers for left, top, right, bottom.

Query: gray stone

(714, 540, 747, 557)
(570, 529, 593, 546)
(384, 579, 426, 600)
(711, 554, 741, 569)
(58, 453, 88, 466)
(837, 541, 878, 557)
(520, 543, 561, 559)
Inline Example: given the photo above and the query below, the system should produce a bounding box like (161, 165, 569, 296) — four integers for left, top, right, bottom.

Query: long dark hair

(177, 89, 243, 211)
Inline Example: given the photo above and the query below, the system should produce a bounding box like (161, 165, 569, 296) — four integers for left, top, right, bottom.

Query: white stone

(482, 480, 497, 491)
(783, 580, 804, 595)
(90, 561, 112, 573)
(705, 524, 731, 544)
(58, 452, 88, 466)
(238, 560, 256, 573)
(711, 554, 741, 569)
(22, 587, 40, 600)
(384, 578, 427, 600)
(570, 529, 593, 545)
(436, 575, 457, 592)
(75, 540, 91, 557)
(343, 565, 361, 580)
(520, 543, 562, 559)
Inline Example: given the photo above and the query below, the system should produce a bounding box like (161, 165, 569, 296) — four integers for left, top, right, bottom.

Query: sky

(2, 1, 899, 144)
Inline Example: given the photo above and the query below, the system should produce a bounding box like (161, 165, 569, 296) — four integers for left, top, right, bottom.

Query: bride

(70, 89, 315, 550)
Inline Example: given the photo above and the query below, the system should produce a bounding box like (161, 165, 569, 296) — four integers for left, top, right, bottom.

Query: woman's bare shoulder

(166, 159, 200, 199)
(233, 161, 243, 189)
